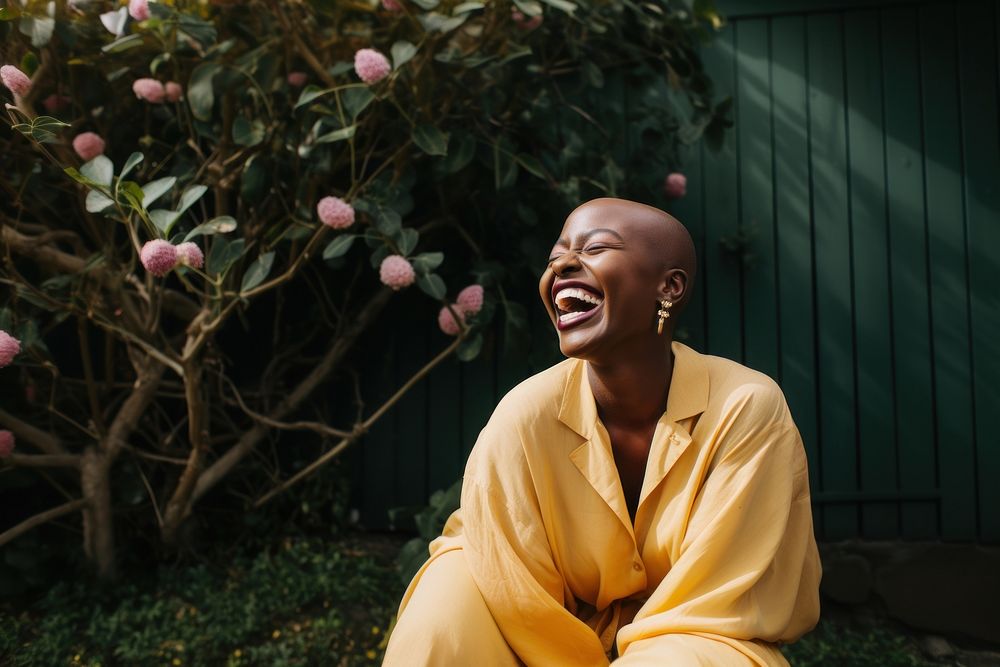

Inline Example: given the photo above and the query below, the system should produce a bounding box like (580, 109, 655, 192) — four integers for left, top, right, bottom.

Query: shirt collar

(557, 341, 709, 438)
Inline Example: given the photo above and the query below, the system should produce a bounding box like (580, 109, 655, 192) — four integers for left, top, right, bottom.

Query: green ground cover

(1, 533, 969, 666)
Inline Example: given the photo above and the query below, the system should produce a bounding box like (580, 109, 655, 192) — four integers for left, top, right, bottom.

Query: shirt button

(633, 560, 644, 572)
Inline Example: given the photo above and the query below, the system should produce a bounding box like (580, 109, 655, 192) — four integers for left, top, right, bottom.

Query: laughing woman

(382, 198, 821, 666)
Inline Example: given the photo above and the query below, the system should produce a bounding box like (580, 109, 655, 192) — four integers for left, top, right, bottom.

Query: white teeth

(554, 287, 603, 311)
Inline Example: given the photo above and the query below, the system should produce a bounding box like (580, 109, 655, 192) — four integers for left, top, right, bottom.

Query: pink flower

(286, 71, 307, 87)
(175, 242, 204, 269)
(140, 239, 177, 277)
(379, 255, 415, 290)
(1, 65, 32, 97)
(132, 78, 166, 103)
(511, 8, 543, 30)
(42, 93, 71, 113)
(456, 284, 484, 315)
(664, 172, 687, 199)
(0, 330, 21, 368)
(317, 196, 355, 229)
(381, 0, 403, 10)
(72, 132, 106, 161)
(438, 304, 463, 336)
(354, 48, 391, 85)
(128, 0, 150, 21)
(164, 81, 183, 102)
(0, 430, 14, 458)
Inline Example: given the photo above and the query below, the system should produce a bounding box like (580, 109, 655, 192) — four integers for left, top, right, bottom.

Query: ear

(659, 268, 688, 304)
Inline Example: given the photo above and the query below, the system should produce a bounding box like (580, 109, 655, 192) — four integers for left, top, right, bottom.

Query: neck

(586, 335, 674, 428)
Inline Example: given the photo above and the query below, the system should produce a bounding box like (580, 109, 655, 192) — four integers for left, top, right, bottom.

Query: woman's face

(538, 200, 672, 361)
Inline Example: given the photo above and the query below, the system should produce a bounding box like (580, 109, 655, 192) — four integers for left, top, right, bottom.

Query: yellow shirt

(399, 341, 821, 666)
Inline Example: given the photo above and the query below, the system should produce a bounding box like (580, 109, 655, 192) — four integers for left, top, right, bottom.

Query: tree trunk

(80, 447, 115, 579)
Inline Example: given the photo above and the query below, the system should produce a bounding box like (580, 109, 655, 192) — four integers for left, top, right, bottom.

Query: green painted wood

(957, 1, 1000, 543)
(460, 336, 497, 459)
(880, 6, 938, 540)
(844, 10, 898, 539)
(393, 300, 429, 509)
(919, 3, 978, 540)
(807, 13, 859, 540)
(736, 19, 781, 380)
(426, 350, 464, 496)
(701, 28, 745, 362)
(771, 15, 821, 527)
(361, 314, 397, 527)
(668, 141, 706, 351)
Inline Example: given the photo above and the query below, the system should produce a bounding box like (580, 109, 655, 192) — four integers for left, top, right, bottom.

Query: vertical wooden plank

(919, 3, 977, 541)
(807, 13, 858, 540)
(881, 6, 938, 539)
(772, 15, 821, 525)
(701, 27, 744, 361)
(362, 313, 397, 528)
(669, 143, 706, 351)
(426, 348, 464, 496)
(393, 300, 429, 509)
(736, 19, 780, 379)
(844, 10, 898, 539)
(957, 1, 1000, 544)
(461, 339, 497, 460)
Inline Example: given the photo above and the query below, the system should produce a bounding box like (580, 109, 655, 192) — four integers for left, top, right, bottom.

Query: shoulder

(698, 350, 794, 427)
(488, 357, 578, 430)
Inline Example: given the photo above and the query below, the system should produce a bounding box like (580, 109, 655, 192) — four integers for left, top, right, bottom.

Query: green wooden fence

(354, 0, 999, 544)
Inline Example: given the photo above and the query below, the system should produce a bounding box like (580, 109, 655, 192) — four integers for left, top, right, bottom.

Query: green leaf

(294, 84, 334, 110)
(374, 206, 402, 235)
(184, 216, 237, 241)
(342, 87, 374, 119)
(391, 41, 417, 70)
(101, 33, 144, 53)
(232, 116, 265, 146)
(512, 0, 542, 15)
(437, 133, 476, 175)
(119, 181, 146, 211)
(188, 62, 222, 121)
(85, 190, 115, 213)
(516, 153, 546, 179)
(240, 156, 268, 205)
(206, 237, 246, 275)
(539, 0, 576, 13)
(149, 209, 179, 234)
(119, 152, 144, 181)
(0, 7, 21, 20)
(453, 2, 485, 12)
(322, 234, 357, 260)
(315, 124, 356, 144)
(14, 115, 70, 144)
(395, 227, 419, 255)
(81, 155, 114, 187)
(412, 124, 449, 156)
(493, 142, 518, 190)
(417, 273, 447, 300)
(64, 167, 104, 189)
(141, 177, 176, 208)
(20, 16, 54, 47)
(240, 251, 275, 292)
(411, 0, 439, 8)
(410, 251, 444, 274)
(456, 333, 483, 361)
(177, 185, 208, 215)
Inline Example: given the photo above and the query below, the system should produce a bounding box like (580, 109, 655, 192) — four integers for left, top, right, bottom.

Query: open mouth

(553, 286, 604, 329)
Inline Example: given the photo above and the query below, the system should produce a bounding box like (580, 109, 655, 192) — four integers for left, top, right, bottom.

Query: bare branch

(220, 373, 353, 439)
(0, 498, 89, 548)
(0, 408, 66, 455)
(2, 454, 81, 468)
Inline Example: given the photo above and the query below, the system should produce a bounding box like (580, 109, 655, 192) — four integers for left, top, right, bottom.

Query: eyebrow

(553, 227, 625, 247)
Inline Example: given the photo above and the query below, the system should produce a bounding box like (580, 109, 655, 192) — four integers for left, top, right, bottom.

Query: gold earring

(656, 299, 673, 335)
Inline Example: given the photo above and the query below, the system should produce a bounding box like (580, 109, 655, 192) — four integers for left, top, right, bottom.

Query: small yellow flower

(233, 649, 242, 658)
(73, 656, 81, 663)
(271, 630, 281, 639)
(365, 649, 377, 660)
(172, 659, 182, 666)
(371, 626, 380, 635)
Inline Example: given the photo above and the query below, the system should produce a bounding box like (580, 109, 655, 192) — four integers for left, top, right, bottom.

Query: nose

(550, 250, 581, 276)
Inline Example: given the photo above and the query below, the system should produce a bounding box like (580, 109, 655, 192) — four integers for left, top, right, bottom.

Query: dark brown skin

(538, 198, 697, 520)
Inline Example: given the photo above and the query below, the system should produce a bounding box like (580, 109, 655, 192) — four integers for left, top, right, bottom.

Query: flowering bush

(0, 0, 723, 578)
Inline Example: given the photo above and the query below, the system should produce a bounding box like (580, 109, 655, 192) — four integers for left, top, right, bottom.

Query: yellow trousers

(383, 549, 787, 666)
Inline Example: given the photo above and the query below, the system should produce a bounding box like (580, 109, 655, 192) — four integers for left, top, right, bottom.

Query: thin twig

(0, 498, 89, 548)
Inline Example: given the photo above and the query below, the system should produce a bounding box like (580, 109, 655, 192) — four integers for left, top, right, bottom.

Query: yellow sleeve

(616, 420, 821, 665)
(461, 413, 611, 667)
